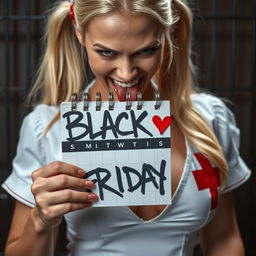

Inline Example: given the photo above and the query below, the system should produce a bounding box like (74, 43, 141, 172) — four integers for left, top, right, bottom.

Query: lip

(109, 76, 143, 101)
(111, 77, 141, 88)
(110, 76, 143, 91)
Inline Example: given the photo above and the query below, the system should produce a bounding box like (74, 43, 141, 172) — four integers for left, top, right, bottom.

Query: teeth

(113, 78, 140, 88)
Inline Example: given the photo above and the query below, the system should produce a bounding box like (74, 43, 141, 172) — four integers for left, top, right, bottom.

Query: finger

(32, 161, 85, 180)
(37, 189, 98, 205)
(40, 202, 93, 221)
(34, 175, 95, 192)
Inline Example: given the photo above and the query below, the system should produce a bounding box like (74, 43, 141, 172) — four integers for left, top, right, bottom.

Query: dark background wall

(0, 0, 255, 255)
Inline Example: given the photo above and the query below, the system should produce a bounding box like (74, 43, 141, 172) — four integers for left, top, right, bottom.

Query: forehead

(85, 12, 164, 48)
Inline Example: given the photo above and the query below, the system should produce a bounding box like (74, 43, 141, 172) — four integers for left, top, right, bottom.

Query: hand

(31, 161, 97, 229)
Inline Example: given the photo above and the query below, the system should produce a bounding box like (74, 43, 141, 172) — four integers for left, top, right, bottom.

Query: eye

(137, 47, 158, 56)
(96, 50, 114, 57)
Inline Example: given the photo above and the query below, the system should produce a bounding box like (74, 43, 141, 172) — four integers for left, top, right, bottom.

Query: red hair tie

(70, 3, 75, 21)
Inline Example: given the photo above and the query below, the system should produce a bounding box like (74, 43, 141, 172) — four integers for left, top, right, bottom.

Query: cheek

(142, 54, 163, 75)
(87, 53, 111, 77)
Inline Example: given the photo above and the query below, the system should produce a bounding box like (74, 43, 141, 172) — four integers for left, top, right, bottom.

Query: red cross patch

(192, 153, 220, 210)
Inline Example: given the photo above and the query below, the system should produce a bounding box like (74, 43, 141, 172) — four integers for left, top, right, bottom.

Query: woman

(2, 0, 250, 255)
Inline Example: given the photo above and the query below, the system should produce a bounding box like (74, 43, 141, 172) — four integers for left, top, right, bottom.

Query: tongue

(114, 83, 139, 102)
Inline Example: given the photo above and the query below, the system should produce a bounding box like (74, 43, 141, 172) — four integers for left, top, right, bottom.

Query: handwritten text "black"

(63, 110, 153, 142)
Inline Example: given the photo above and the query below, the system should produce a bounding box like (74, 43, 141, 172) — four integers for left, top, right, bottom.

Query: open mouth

(110, 77, 143, 101)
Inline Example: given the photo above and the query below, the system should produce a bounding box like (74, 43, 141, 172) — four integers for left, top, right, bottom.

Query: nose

(115, 57, 138, 82)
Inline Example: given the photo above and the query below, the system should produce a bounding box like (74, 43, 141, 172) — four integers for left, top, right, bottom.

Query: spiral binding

(126, 91, 131, 110)
(70, 91, 161, 111)
(83, 92, 89, 111)
(71, 93, 78, 111)
(96, 92, 101, 111)
(137, 92, 142, 110)
(154, 90, 161, 109)
(109, 92, 114, 111)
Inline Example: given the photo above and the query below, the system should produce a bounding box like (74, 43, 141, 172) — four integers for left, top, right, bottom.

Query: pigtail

(27, 1, 86, 133)
(28, 1, 85, 107)
(157, 0, 228, 186)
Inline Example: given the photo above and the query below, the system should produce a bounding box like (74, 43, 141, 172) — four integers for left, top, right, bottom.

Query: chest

(64, 141, 220, 241)
(128, 120, 188, 221)
(52, 119, 220, 224)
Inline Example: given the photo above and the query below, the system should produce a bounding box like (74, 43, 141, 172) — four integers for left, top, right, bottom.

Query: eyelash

(95, 47, 159, 58)
(137, 47, 158, 56)
(96, 50, 114, 57)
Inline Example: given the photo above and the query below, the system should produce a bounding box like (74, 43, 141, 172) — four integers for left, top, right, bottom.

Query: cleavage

(128, 120, 187, 221)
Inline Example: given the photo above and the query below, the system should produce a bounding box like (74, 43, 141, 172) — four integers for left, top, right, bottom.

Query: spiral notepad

(60, 92, 172, 207)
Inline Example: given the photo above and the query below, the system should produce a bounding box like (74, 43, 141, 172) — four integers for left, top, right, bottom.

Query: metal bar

(0, 87, 253, 93)
(25, 0, 32, 93)
(195, 16, 256, 21)
(249, 0, 256, 252)
(0, 15, 255, 22)
(251, 0, 256, 162)
(210, 0, 217, 91)
(0, 15, 45, 20)
(4, 0, 11, 173)
(191, 0, 198, 66)
(229, 0, 237, 101)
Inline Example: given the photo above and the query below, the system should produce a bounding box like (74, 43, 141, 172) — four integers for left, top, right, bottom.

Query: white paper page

(61, 100, 172, 207)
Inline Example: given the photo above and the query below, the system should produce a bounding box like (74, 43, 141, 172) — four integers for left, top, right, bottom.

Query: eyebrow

(92, 43, 116, 51)
(92, 40, 161, 52)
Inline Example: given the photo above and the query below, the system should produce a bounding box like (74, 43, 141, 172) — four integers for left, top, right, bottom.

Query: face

(77, 12, 165, 101)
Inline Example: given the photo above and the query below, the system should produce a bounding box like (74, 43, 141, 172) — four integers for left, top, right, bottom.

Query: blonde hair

(29, 0, 228, 185)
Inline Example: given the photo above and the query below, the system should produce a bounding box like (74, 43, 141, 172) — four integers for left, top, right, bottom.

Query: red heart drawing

(152, 115, 172, 135)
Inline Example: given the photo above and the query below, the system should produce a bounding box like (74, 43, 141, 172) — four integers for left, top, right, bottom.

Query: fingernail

(89, 194, 97, 201)
(78, 169, 85, 176)
(85, 180, 93, 188)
